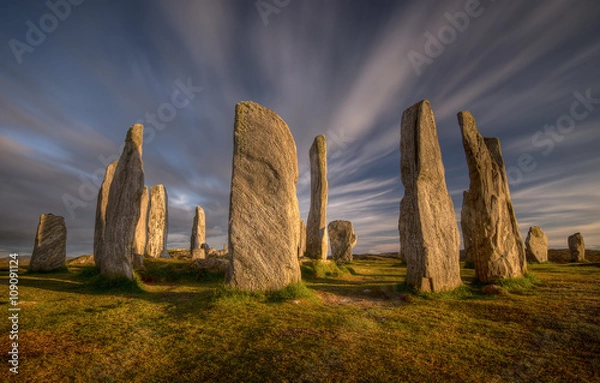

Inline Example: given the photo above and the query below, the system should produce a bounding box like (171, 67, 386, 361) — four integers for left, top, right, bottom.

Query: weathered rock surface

(68, 255, 94, 266)
(298, 220, 306, 258)
(190, 206, 206, 259)
(101, 124, 145, 280)
(399, 100, 462, 292)
(93, 161, 118, 270)
(132, 185, 149, 267)
(226, 101, 302, 291)
(147, 184, 169, 259)
(207, 244, 228, 258)
(568, 232, 585, 262)
(306, 134, 328, 260)
(28, 213, 67, 272)
(459, 111, 527, 283)
(525, 226, 548, 263)
(328, 220, 357, 263)
(190, 258, 228, 274)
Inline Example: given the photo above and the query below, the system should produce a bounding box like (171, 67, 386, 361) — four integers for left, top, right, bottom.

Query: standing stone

(568, 232, 585, 262)
(328, 220, 357, 263)
(459, 111, 527, 283)
(132, 186, 149, 269)
(525, 226, 548, 263)
(227, 101, 302, 291)
(93, 161, 118, 270)
(399, 100, 462, 292)
(190, 206, 206, 259)
(306, 134, 329, 260)
(102, 124, 145, 280)
(147, 184, 169, 258)
(28, 213, 67, 272)
(298, 219, 306, 258)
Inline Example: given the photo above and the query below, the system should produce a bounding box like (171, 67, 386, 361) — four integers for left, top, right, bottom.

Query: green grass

(1, 255, 600, 382)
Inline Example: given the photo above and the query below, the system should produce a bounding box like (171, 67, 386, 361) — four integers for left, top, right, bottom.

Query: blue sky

(1, 0, 599, 257)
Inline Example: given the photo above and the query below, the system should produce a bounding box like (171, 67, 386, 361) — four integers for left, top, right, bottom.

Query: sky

(0, 0, 599, 257)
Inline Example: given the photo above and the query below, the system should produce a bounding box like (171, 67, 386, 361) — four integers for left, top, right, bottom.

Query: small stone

(328, 220, 357, 263)
(147, 184, 169, 258)
(190, 206, 206, 259)
(525, 226, 548, 263)
(568, 233, 585, 262)
(28, 213, 67, 272)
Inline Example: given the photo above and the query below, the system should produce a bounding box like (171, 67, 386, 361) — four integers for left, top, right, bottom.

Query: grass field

(1, 251, 599, 383)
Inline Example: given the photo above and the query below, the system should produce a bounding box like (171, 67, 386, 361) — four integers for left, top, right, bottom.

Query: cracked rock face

(399, 100, 462, 293)
(29, 213, 67, 272)
(525, 226, 548, 263)
(459, 111, 526, 283)
(147, 184, 169, 259)
(101, 124, 145, 280)
(191, 206, 206, 259)
(328, 220, 357, 263)
(568, 232, 585, 262)
(226, 101, 301, 291)
(306, 134, 328, 260)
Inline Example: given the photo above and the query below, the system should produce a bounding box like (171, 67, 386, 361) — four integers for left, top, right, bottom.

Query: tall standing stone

(28, 213, 67, 272)
(459, 111, 527, 283)
(227, 101, 302, 291)
(132, 185, 149, 269)
(525, 226, 548, 263)
(147, 184, 169, 258)
(328, 220, 357, 263)
(306, 134, 328, 260)
(191, 206, 206, 259)
(93, 161, 118, 270)
(568, 232, 585, 262)
(102, 124, 145, 280)
(298, 219, 306, 258)
(399, 100, 462, 292)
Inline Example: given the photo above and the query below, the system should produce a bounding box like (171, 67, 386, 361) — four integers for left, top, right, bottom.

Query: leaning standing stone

(101, 124, 145, 280)
(28, 213, 67, 272)
(147, 184, 169, 258)
(399, 100, 462, 292)
(190, 206, 206, 259)
(227, 101, 302, 291)
(525, 226, 548, 263)
(459, 111, 527, 283)
(306, 134, 328, 260)
(568, 232, 585, 262)
(93, 161, 118, 270)
(328, 220, 357, 263)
